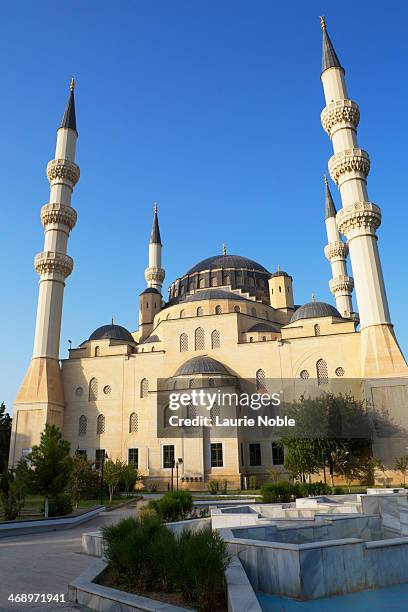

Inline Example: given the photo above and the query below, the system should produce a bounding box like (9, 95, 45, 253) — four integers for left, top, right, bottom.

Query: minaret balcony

(324, 241, 348, 261)
(321, 99, 360, 138)
(328, 148, 370, 186)
(47, 158, 80, 187)
(144, 266, 165, 285)
(336, 202, 382, 238)
(329, 275, 354, 295)
(41, 203, 77, 231)
(34, 251, 74, 279)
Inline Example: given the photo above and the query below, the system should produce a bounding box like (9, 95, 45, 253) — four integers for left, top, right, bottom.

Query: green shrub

(148, 490, 193, 522)
(261, 480, 294, 503)
(148, 481, 160, 492)
(42, 492, 73, 517)
(178, 527, 229, 611)
(333, 486, 345, 495)
(221, 480, 228, 494)
(207, 480, 219, 494)
(103, 517, 230, 611)
(248, 475, 257, 489)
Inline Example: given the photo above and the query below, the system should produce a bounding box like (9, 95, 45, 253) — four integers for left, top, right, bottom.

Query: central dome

(186, 254, 270, 275)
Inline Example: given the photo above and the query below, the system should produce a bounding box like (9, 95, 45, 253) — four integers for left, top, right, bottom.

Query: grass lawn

(0, 494, 135, 521)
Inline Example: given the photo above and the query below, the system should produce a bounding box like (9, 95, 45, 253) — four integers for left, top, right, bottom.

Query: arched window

(279, 286, 282, 293)
(94, 346, 100, 357)
(234, 305, 240, 313)
(249, 336, 254, 343)
(249, 277, 255, 287)
(215, 305, 222, 315)
(187, 403, 197, 420)
(251, 307, 256, 317)
(197, 307, 203, 317)
(189, 378, 195, 388)
(314, 324, 321, 336)
(78, 415, 87, 436)
(211, 329, 220, 349)
(316, 359, 328, 385)
(129, 412, 138, 433)
(208, 378, 215, 387)
(256, 368, 266, 391)
(195, 327, 205, 350)
(180, 333, 188, 352)
(140, 378, 149, 398)
(89, 378, 98, 401)
(300, 369, 309, 379)
(180, 310, 185, 318)
(199, 277, 205, 288)
(97, 414, 105, 434)
(262, 336, 266, 341)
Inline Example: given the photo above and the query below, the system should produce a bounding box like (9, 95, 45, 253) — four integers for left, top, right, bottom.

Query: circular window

(75, 387, 83, 397)
(300, 370, 309, 379)
(335, 367, 345, 377)
(103, 385, 111, 395)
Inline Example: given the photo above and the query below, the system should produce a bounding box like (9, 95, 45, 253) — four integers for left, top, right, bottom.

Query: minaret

(9, 80, 80, 466)
(144, 203, 165, 292)
(323, 176, 354, 318)
(320, 17, 406, 376)
(139, 205, 164, 340)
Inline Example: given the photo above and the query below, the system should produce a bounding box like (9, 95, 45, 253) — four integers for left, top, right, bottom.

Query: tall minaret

(323, 175, 354, 318)
(320, 17, 406, 376)
(9, 80, 80, 466)
(144, 203, 165, 292)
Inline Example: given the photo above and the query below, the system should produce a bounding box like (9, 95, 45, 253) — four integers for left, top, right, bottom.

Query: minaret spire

(323, 176, 354, 318)
(10, 80, 80, 466)
(60, 77, 77, 133)
(320, 17, 343, 73)
(145, 203, 165, 292)
(320, 22, 407, 375)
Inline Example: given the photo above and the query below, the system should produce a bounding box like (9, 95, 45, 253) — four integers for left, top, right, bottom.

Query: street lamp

(100, 452, 108, 505)
(176, 458, 183, 490)
(170, 459, 175, 491)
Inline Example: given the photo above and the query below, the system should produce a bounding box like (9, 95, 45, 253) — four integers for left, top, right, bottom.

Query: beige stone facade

(9, 23, 408, 486)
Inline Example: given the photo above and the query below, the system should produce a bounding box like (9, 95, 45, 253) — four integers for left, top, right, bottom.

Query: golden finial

(311, 292, 315, 302)
(278, 263, 281, 273)
(324, 174, 328, 187)
(222, 243, 227, 256)
(153, 202, 158, 214)
(70, 77, 75, 91)
(320, 16, 326, 31)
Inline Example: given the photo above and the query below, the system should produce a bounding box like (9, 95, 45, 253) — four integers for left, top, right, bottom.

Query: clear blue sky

(1, 1, 407, 415)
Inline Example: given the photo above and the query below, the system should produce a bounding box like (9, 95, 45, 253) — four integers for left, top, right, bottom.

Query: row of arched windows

(79, 412, 139, 436)
(179, 329, 220, 352)
(87, 378, 149, 400)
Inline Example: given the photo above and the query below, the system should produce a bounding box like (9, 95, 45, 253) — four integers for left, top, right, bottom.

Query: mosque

(8, 20, 408, 486)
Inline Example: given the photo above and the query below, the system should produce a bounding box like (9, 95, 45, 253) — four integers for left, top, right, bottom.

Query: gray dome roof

(88, 324, 135, 343)
(290, 302, 342, 323)
(141, 334, 160, 344)
(270, 270, 290, 278)
(186, 255, 270, 275)
(175, 356, 230, 377)
(141, 287, 161, 295)
(247, 323, 280, 333)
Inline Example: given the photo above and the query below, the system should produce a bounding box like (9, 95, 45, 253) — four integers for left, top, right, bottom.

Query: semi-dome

(247, 323, 280, 333)
(186, 254, 270, 275)
(290, 301, 342, 323)
(88, 324, 135, 343)
(175, 356, 230, 377)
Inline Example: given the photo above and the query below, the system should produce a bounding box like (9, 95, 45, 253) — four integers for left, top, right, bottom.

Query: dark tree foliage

(0, 403, 12, 474)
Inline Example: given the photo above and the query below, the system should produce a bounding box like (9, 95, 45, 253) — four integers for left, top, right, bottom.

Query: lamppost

(176, 458, 183, 489)
(170, 459, 175, 491)
(99, 452, 108, 505)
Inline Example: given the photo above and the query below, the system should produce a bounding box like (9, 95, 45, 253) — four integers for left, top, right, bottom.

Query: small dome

(141, 334, 160, 344)
(270, 270, 290, 278)
(175, 356, 230, 377)
(290, 301, 342, 323)
(247, 323, 280, 333)
(141, 287, 161, 295)
(88, 324, 135, 343)
(186, 255, 270, 275)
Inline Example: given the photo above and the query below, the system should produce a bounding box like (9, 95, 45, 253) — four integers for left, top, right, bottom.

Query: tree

(121, 464, 140, 496)
(28, 425, 73, 518)
(68, 454, 98, 509)
(13, 458, 32, 506)
(277, 394, 373, 486)
(395, 455, 408, 486)
(0, 402, 12, 474)
(0, 471, 21, 520)
(104, 459, 126, 504)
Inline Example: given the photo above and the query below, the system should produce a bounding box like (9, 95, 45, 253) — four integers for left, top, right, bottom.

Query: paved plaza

(0, 506, 137, 612)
